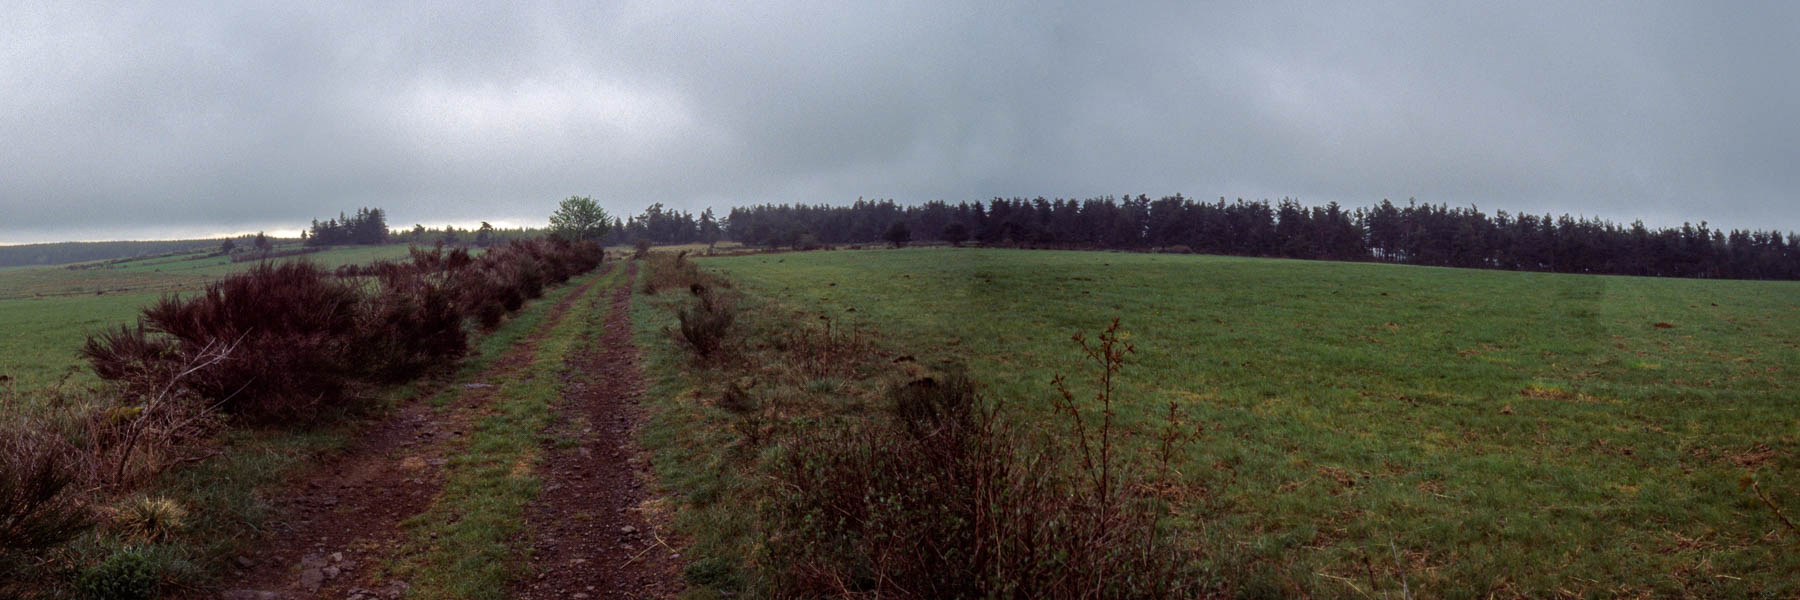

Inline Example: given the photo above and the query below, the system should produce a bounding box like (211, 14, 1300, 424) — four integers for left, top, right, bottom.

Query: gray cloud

(3, 0, 1797, 244)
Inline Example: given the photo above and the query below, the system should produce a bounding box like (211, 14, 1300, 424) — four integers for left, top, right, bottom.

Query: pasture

(700, 248, 1800, 597)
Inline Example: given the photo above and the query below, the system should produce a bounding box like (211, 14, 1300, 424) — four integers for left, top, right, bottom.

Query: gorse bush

(354, 267, 468, 383)
(0, 426, 94, 596)
(81, 238, 605, 425)
(677, 283, 736, 359)
(84, 261, 363, 422)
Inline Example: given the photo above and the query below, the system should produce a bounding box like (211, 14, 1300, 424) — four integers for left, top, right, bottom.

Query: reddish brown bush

(84, 239, 605, 426)
(353, 268, 468, 382)
(82, 262, 361, 421)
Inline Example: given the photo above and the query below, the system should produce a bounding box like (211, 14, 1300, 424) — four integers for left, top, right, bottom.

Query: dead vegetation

(0, 425, 95, 597)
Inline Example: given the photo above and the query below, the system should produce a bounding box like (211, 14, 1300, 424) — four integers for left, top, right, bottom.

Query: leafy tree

(943, 222, 970, 247)
(220, 238, 237, 254)
(884, 221, 911, 248)
(550, 196, 611, 242)
(476, 221, 495, 247)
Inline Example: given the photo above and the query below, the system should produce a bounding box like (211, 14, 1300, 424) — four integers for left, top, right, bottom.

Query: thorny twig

(1746, 475, 1800, 542)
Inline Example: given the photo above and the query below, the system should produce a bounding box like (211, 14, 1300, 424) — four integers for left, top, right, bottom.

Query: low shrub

(474, 299, 505, 330)
(142, 261, 363, 421)
(0, 426, 94, 595)
(353, 269, 468, 382)
(677, 284, 736, 358)
(760, 323, 1199, 598)
(75, 546, 164, 600)
(83, 238, 607, 425)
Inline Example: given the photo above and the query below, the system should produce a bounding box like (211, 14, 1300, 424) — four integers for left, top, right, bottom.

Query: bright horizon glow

(0, 219, 545, 246)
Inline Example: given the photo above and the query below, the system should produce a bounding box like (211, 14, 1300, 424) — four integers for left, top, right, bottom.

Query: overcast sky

(3, 1, 1797, 244)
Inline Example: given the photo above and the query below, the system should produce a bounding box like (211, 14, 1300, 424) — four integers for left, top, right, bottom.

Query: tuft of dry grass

(111, 496, 187, 543)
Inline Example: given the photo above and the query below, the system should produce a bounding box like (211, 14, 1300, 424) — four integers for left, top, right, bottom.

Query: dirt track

(205, 265, 677, 599)
(517, 261, 681, 599)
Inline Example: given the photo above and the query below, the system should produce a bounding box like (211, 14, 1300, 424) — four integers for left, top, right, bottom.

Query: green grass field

(699, 248, 1800, 597)
(0, 244, 428, 393)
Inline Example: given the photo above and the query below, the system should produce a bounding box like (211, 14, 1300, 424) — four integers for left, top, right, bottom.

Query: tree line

(291, 198, 1800, 280)
(0, 240, 219, 268)
(697, 196, 1796, 280)
(304, 207, 390, 246)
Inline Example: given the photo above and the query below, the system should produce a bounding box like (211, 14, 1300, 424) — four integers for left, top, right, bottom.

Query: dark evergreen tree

(884, 220, 911, 248)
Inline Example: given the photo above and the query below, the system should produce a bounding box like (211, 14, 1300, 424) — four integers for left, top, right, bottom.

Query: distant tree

(442, 226, 460, 246)
(698, 208, 722, 251)
(476, 221, 495, 247)
(306, 207, 389, 246)
(550, 196, 611, 242)
(220, 238, 237, 254)
(884, 220, 911, 248)
(942, 222, 969, 247)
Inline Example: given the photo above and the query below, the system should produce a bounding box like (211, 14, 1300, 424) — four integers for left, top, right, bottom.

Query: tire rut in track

(518, 261, 683, 599)
(207, 268, 610, 600)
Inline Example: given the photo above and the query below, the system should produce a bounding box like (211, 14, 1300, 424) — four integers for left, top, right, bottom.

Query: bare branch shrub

(762, 319, 1200, 598)
(0, 425, 94, 596)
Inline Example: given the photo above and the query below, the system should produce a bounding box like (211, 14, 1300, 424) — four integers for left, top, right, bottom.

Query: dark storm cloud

(3, 1, 1796, 243)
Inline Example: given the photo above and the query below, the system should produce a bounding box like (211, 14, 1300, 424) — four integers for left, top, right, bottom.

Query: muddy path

(517, 261, 682, 599)
(209, 269, 609, 600)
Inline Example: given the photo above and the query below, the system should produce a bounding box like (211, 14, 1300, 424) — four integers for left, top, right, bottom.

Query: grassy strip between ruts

(8, 258, 608, 598)
(390, 263, 622, 599)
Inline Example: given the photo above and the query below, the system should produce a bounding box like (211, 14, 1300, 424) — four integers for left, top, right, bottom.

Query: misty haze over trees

(605, 197, 1799, 280)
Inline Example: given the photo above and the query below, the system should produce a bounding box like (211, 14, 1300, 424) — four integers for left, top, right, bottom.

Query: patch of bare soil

(205, 270, 608, 600)
(518, 261, 683, 599)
